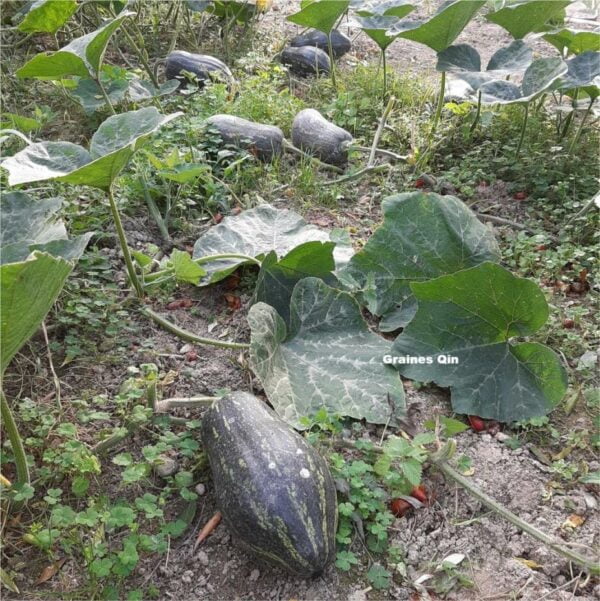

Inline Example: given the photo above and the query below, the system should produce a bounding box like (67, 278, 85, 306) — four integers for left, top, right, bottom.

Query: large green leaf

(16, 12, 134, 80)
(354, 1, 415, 50)
(287, 1, 350, 34)
(486, 0, 571, 40)
(544, 29, 600, 56)
(338, 192, 499, 331)
(391, 262, 567, 422)
(1, 192, 92, 265)
(559, 51, 600, 97)
(253, 242, 337, 327)
(1, 107, 182, 190)
(249, 277, 405, 429)
(17, 0, 78, 34)
(388, 0, 485, 53)
(192, 204, 353, 284)
(478, 57, 567, 104)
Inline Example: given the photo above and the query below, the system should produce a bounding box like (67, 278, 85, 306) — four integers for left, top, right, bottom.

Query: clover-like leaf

(391, 262, 567, 422)
(16, 12, 135, 80)
(287, 0, 350, 34)
(253, 242, 337, 327)
(544, 28, 600, 56)
(388, 0, 485, 53)
(1, 192, 92, 265)
(1, 107, 182, 190)
(249, 277, 405, 429)
(192, 204, 353, 284)
(17, 0, 78, 34)
(338, 192, 499, 331)
(486, 0, 571, 40)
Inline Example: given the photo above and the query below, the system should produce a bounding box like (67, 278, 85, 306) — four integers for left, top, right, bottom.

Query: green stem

(470, 91, 482, 134)
(327, 32, 337, 89)
(95, 77, 116, 115)
(559, 88, 578, 140)
(515, 102, 529, 159)
(382, 49, 387, 99)
(121, 24, 160, 87)
(568, 99, 594, 155)
(1, 389, 30, 491)
(107, 187, 144, 298)
(143, 253, 261, 284)
(431, 71, 446, 138)
(141, 176, 170, 242)
(434, 459, 600, 576)
(155, 396, 218, 412)
(142, 307, 250, 349)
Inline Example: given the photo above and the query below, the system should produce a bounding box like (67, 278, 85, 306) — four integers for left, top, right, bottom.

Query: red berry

(389, 498, 412, 517)
(410, 485, 428, 504)
(468, 415, 486, 432)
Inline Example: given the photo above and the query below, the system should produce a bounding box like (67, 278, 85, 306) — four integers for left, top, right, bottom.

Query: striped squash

(201, 392, 338, 577)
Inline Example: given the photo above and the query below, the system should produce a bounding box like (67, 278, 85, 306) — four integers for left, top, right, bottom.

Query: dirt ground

(5, 2, 599, 600)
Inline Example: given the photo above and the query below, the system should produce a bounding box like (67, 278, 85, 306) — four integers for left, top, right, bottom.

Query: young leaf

(170, 249, 206, 285)
(544, 29, 600, 56)
(253, 241, 337, 326)
(16, 12, 135, 80)
(486, 0, 571, 40)
(338, 192, 499, 330)
(17, 0, 78, 34)
(249, 278, 405, 429)
(367, 563, 391, 590)
(391, 262, 568, 422)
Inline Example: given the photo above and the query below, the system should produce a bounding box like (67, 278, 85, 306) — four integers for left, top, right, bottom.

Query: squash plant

(15, 0, 78, 35)
(1, 192, 92, 492)
(287, 0, 351, 88)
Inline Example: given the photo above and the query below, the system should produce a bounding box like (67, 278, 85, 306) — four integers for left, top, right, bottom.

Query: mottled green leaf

(486, 0, 571, 40)
(339, 192, 499, 330)
(436, 43, 481, 72)
(391, 262, 567, 422)
(559, 51, 600, 92)
(17, 0, 78, 33)
(544, 28, 600, 56)
(192, 204, 353, 284)
(249, 277, 405, 429)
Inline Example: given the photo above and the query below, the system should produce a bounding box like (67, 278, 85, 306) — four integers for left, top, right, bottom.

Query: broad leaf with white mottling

(558, 51, 600, 98)
(338, 192, 499, 331)
(249, 278, 405, 429)
(391, 262, 567, 422)
(1, 107, 182, 190)
(193, 204, 353, 284)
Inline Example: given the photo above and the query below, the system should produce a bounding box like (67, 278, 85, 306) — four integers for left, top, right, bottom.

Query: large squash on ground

(201, 391, 338, 577)
(165, 51, 234, 87)
(280, 46, 330, 77)
(290, 29, 351, 59)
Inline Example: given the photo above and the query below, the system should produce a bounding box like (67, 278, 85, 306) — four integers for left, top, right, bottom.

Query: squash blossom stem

(107, 187, 144, 298)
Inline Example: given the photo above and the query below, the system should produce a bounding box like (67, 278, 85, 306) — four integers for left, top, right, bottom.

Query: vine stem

(107, 186, 144, 298)
(155, 396, 218, 412)
(433, 459, 600, 576)
(120, 24, 160, 87)
(142, 307, 250, 350)
(568, 99, 594, 155)
(143, 252, 262, 284)
(95, 77, 116, 115)
(515, 102, 529, 159)
(430, 71, 446, 138)
(382, 49, 387, 98)
(322, 164, 390, 186)
(0, 389, 30, 491)
(470, 91, 482, 134)
(327, 31, 337, 89)
(368, 95, 396, 167)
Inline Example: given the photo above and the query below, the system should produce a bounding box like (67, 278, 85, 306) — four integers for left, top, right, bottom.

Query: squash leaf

(353, 1, 415, 51)
(0, 192, 91, 374)
(1, 107, 182, 191)
(391, 262, 567, 422)
(192, 204, 353, 284)
(249, 277, 405, 429)
(253, 241, 337, 327)
(388, 0, 485, 53)
(544, 29, 600, 56)
(16, 12, 135, 80)
(485, 0, 571, 40)
(287, 1, 350, 34)
(558, 51, 600, 98)
(17, 0, 78, 34)
(338, 192, 499, 331)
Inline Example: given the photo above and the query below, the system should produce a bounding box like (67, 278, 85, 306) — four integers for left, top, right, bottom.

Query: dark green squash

(205, 115, 284, 161)
(280, 46, 330, 77)
(201, 391, 338, 577)
(292, 109, 353, 166)
(165, 51, 234, 88)
(290, 29, 351, 59)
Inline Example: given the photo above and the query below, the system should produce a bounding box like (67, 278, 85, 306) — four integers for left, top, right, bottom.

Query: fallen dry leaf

(562, 514, 585, 530)
(36, 558, 66, 585)
(194, 511, 222, 551)
(224, 293, 242, 311)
